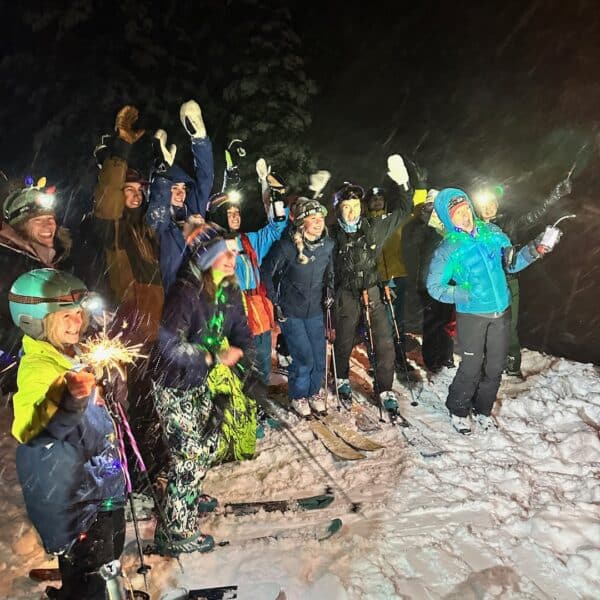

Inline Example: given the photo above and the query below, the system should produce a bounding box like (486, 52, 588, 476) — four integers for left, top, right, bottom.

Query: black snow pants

(55, 508, 126, 600)
(419, 291, 454, 371)
(506, 277, 521, 372)
(333, 286, 395, 392)
(446, 310, 510, 417)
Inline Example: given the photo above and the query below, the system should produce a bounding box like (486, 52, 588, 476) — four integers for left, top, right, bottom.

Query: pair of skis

(308, 414, 384, 461)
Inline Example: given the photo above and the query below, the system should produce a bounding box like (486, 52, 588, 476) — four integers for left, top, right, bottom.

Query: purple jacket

(152, 269, 255, 390)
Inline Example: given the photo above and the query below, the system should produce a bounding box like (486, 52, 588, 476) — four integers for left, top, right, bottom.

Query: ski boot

(336, 378, 353, 409)
(153, 528, 215, 556)
(291, 397, 312, 418)
(473, 413, 498, 432)
(451, 414, 472, 435)
(505, 355, 524, 379)
(379, 391, 409, 427)
(308, 389, 327, 415)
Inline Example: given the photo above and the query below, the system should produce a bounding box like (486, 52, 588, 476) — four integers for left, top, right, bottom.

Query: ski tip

(320, 518, 343, 540)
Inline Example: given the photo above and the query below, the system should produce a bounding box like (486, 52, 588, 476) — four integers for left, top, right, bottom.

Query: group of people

(0, 100, 570, 598)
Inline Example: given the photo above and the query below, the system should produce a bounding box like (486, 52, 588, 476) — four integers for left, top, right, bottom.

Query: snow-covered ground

(1, 348, 599, 599)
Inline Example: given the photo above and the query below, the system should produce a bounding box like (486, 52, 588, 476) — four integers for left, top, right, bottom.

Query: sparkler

(79, 323, 147, 381)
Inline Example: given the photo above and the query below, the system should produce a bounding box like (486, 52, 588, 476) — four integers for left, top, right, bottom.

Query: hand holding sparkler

(65, 370, 96, 400)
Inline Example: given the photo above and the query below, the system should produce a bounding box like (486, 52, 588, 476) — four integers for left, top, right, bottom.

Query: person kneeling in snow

(426, 189, 561, 434)
(151, 223, 259, 555)
(9, 269, 126, 599)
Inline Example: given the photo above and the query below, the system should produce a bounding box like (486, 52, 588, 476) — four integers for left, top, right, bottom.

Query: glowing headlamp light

(36, 193, 56, 209)
(228, 190, 242, 204)
(80, 293, 105, 315)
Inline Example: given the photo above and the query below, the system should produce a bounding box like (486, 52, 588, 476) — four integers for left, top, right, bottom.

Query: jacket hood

(433, 187, 476, 232)
(166, 164, 195, 186)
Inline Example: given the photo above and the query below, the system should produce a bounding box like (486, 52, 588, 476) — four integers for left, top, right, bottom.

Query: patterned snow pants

(153, 365, 257, 537)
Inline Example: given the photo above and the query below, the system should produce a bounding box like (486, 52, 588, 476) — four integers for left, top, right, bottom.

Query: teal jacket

(427, 188, 539, 314)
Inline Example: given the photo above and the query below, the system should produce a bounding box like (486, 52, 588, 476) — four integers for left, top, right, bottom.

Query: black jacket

(330, 204, 413, 293)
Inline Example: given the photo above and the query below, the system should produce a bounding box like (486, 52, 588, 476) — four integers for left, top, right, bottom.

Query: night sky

(1, 0, 598, 363)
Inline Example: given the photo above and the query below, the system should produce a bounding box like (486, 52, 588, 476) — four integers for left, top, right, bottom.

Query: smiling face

(227, 206, 241, 231)
(47, 307, 84, 346)
(303, 214, 325, 240)
(340, 199, 362, 224)
(211, 248, 238, 276)
(24, 215, 57, 248)
(477, 198, 498, 222)
(450, 204, 475, 233)
(123, 182, 144, 209)
(170, 183, 187, 208)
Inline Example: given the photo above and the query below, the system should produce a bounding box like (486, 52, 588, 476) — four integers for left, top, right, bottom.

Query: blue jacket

(152, 269, 255, 390)
(147, 137, 214, 292)
(262, 229, 334, 319)
(427, 188, 539, 314)
(14, 337, 125, 553)
(235, 212, 288, 292)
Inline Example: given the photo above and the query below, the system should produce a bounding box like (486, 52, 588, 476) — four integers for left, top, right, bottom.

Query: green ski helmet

(9, 269, 89, 339)
(3, 177, 57, 227)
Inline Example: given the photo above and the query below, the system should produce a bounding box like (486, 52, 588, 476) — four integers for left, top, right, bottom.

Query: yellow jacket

(12, 336, 71, 444)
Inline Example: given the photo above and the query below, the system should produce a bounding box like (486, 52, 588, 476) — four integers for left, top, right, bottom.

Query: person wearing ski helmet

(1, 177, 75, 391)
(402, 188, 455, 372)
(92, 105, 163, 345)
(262, 197, 334, 417)
(471, 175, 572, 377)
(329, 155, 414, 413)
(151, 222, 259, 555)
(9, 268, 126, 599)
(206, 157, 288, 385)
(364, 163, 428, 379)
(146, 99, 215, 292)
(427, 188, 562, 434)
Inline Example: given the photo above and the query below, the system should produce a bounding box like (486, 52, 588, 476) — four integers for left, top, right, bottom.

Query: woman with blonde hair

(9, 268, 126, 599)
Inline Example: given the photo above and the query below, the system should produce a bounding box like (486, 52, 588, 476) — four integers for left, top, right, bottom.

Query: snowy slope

(0, 348, 599, 600)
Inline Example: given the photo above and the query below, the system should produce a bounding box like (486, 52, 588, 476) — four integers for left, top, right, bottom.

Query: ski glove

(274, 304, 287, 323)
(180, 100, 207, 139)
(309, 170, 331, 199)
(323, 288, 335, 309)
(387, 154, 410, 190)
(453, 288, 470, 304)
(153, 129, 177, 175)
(93, 133, 114, 168)
(405, 158, 428, 189)
(256, 158, 271, 183)
(114, 105, 145, 144)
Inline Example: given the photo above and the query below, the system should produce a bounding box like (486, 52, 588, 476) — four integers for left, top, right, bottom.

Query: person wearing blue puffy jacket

(427, 188, 561, 434)
(147, 100, 214, 292)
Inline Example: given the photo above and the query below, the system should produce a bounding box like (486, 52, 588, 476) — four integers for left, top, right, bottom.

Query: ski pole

(326, 306, 342, 412)
(382, 285, 418, 406)
(360, 290, 383, 421)
(323, 331, 329, 413)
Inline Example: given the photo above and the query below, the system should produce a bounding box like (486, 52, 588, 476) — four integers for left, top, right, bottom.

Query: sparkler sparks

(79, 327, 147, 381)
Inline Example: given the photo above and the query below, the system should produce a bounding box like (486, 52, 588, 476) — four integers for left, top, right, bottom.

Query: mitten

(180, 100, 207, 138)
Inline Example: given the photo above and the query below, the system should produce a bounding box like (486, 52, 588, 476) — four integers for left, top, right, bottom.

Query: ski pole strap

(114, 419, 132, 494)
(116, 401, 147, 473)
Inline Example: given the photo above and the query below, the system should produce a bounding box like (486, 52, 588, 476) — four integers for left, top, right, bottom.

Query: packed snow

(0, 347, 599, 599)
